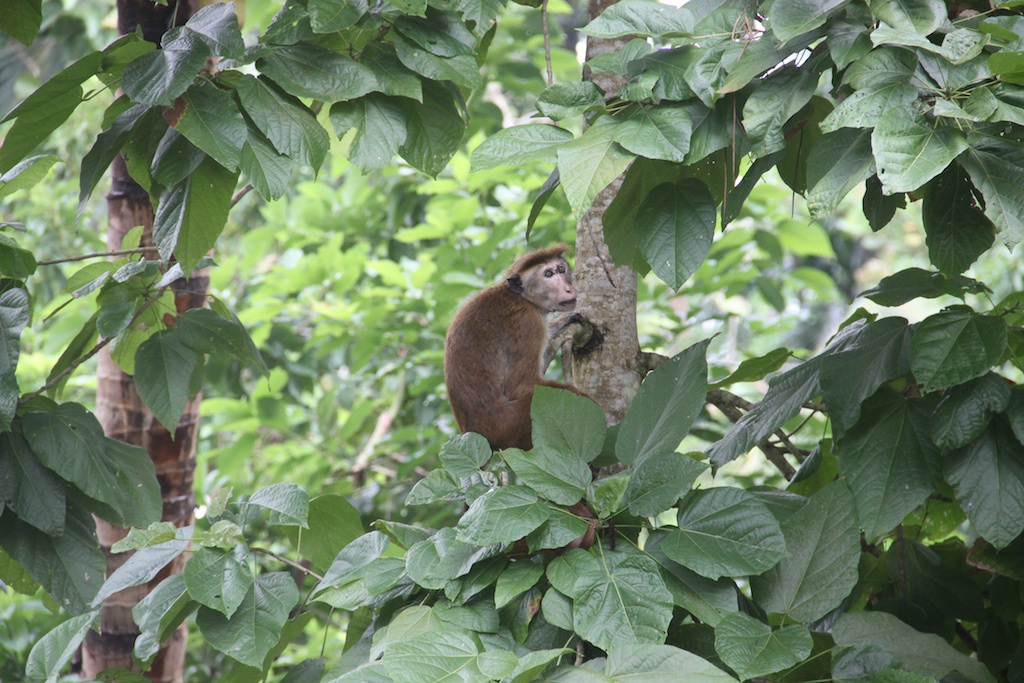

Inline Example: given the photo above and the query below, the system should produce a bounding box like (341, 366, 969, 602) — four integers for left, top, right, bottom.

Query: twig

(37, 247, 160, 266)
(541, 0, 554, 87)
(252, 546, 324, 581)
(231, 184, 254, 207)
(352, 368, 408, 475)
(705, 388, 797, 479)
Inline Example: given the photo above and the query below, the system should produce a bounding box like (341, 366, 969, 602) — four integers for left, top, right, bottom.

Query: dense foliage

(1, 0, 1024, 681)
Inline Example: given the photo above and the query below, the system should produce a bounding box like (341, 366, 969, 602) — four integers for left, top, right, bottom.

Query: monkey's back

(444, 284, 547, 450)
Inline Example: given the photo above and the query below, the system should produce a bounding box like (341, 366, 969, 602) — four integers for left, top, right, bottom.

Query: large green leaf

(122, 29, 210, 107)
(502, 447, 591, 506)
(247, 482, 309, 527)
(645, 531, 737, 627)
(184, 545, 253, 618)
(331, 94, 409, 173)
(922, 163, 995, 275)
(0, 288, 27, 431)
(470, 124, 573, 170)
(635, 179, 716, 290)
(662, 487, 787, 579)
(872, 112, 968, 194)
(613, 103, 693, 162)
(436, 432, 491, 477)
(715, 612, 812, 681)
(603, 644, 739, 682)
(383, 631, 486, 683)
(359, 43, 423, 101)
(944, 417, 1024, 549)
(91, 529, 193, 607)
(241, 123, 292, 201)
(859, 267, 988, 306)
(456, 486, 551, 544)
(182, 2, 244, 59)
(547, 547, 673, 651)
(531, 386, 606, 463)
(871, 0, 946, 35)
(617, 339, 709, 466)
(235, 75, 329, 169)
(837, 389, 940, 538)
(770, 0, 849, 43)
(910, 308, 1007, 392)
(309, 0, 366, 32)
(806, 128, 875, 218)
(133, 575, 193, 665)
(175, 308, 267, 374)
(960, 132, 1024, 248)
(134, 330, 199, 432)
(78, 102, 149, 215)
(742, 66, 818, 156)
(0, 154, 59, 203)
(833, 612, 995, 683)
(393, 32, 482, 89)
(169, 81, 246, 171)
(24, 611, 99, 683)
(21, 403, 161, 528)
(257, 44, 378, 102)
(536, 82, 604, 121)
(292, 494, 365, 573)
(0, 0, 42, 46)
(931, 372, 1011, 452)
(625, 451, 707, 518)
(312, 532, 389, 604)
(751, 481, 860, 620)
(0, 430, 65, 536)
(580, 0, 701, 39)
(406, 528, 504, 589)
(196, 572, 299, 668)
(399, 81, 465, 177)
(557, 122, 635, 219)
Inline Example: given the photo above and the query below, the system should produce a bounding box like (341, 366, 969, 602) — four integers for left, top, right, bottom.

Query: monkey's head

(506, 245, 577, 313)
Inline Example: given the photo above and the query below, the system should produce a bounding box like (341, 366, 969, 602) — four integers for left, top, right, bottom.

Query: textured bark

(570, 0, 642, 424)
(82, 0, 200, 679)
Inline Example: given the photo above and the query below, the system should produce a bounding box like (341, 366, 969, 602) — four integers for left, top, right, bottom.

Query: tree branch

(705, 388, 797, 480)
(37, 247, 160, 266)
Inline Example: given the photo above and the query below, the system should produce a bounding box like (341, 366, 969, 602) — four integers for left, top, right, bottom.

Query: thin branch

(231, 183, 254, 207)
(541, 0, 554, 87)
(252, 546, 324, 581)
(37, 247, 160, 266)
(705, 388, 797, 480)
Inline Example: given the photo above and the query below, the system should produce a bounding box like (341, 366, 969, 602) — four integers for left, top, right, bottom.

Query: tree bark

(82, 1, 200, 680)
(571, 0, 642, 424)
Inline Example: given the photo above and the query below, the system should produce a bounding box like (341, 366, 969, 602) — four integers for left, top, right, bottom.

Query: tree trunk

(572, 0, 641, 424)
(82, 1, 200, 680)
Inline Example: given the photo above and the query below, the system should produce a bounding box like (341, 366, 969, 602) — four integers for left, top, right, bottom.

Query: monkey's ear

(506, 274, 524, 294)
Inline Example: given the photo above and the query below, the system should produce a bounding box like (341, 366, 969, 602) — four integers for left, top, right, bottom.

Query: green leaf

(133, 575, 193, 665)
(241, 123, 292, 201)
(617, 339, 709, 465)
(931, 372, 1011, 452)
(837, 389, 940, 538)
(502, 446, 591, 505)
(770, 0, 848, 43)
(0, 288, 27, 430)
(438, 432, 491, 476)
(922, 163, 995, 275)
(169, 80, 246, 171)
(536, 82, 604, 121)
(711, 348, 791, 388)
(715, 612, 812, 681)
(456, 486, 551, 545)
(405, 468, 462, 506)
(547, 547, 673, 651)
(910, 308, 1007, 392)
(359, 43, 423, 101)
(860, 267, 988, 306)
(613, 103, 693, 162)
(806, 128, 875, 218)
(25, 611, 99, 682)
(0, 154, 59, 201)
(605, 644, 739, 681)
(0, 502, 104, 614)
(833, 611, 996, 683)
(312, 531, 389, 608)
(134, 330, 198, 431)
(175, 308, 268, 374)
(624, 451, 707, 518)
(531, 385, 606, 462)
(183, 2, 244, 59)
(331, 94, 409, 173)
(872, 112, 968, 194)
(92, 530, 192, 607)
(0, 0, 42, 46)
(470, 124, 573, 170)
(494, 561, 544, 609)
(257, 44, 378, 102)
(944, 417, 1024, 549)
(525, 505, 591, 552)
(960, 132, 1024, 247)
(393, 32, 482, 89)
(383, 631, 484, 682)
(196, 572, 300, 668)
(153, 155, 237, 274)
(870, 0, 946, 35)
(406, 528, 504, 589)
(742, 66, 818, 156)
(751, 481, 860, 620)
(557, 122, 635, 219)
(663, 487, 787, 579)
(580, 0, 701, 38)
(399, 81, 465, 177)
(0, 430, 65, 535)
(247, 482, 309, 527)
(634, 178, 715, 290)
(184, 545, 253, 618)
(21, 403, 161, 527)
(309, 0, 366, 32)
(79, 102, 149, 216)
(645, 531, 737, 626)
(123, 29, 210, 107)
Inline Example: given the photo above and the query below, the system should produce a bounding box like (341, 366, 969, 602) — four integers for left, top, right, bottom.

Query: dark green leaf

(176, 308, 268, 374)
(184, 2, 244, 59)
(241, 124, 292, 201)
(393, 32, 482, 89)
(79, 102, 150, 217)
(134, 331, 199, 432)
(742, 66, 818, 156)
(0, 429, 65, 535)
(406, 528, 504, 589)
(25, 611, 98, 682)
(910, 308, 1007, 392)
(0, 154, 59, 201)
(92, 530, 192, 606)
(257, 44, 378, 102)
(645, 531, 737, 626)
(580, 0, 700, 38)
(922, 163, 995, 275)
(931, 372, 1011, 452)
(0, 0, 42, 46)
(635, 178, 715, 290)
(309, 0, 366, 32)
(470, 124, 573, 170)
(715, 613, 812, 680)
(247, 482, 309, 527)
(0, 288, 28, 430)
(624, 451, 707, 517)
(860, 267, 989, 306)
(236, 75, 329, 169)
(711, 348, 791, 388)
(770, 0, 848, 43)
(531, 385, 606, 462)
(557, 121, 635, 219)
(399, 81, 465, 177)
(862, 174, 905, 231)
(184, 545, 253, 618)
(806, 128, 875, 218)
(456, 486, 550, 545)
(122, 29, 210, 107)
(502, 447, 591, 506)
(331, 94, 409, 173)
(872, 112, 968, 195)
(960, 132, 1024, 248)
(170, 81, 246, 171)
(438, 432, 491, 476)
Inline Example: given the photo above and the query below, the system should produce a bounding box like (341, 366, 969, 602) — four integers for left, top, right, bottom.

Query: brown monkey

(444, 245, 585, 450)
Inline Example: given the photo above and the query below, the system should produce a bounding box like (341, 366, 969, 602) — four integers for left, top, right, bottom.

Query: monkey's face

(523, 257, 576, 313)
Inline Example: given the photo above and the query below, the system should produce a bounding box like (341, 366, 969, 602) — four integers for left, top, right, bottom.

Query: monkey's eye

(544, 270, 553, 277)
(556, 264, 566, 273)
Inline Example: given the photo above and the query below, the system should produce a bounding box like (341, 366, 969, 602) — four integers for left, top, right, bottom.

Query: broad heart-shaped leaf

(153, 154, 237, 275)
(257, 43, 378, 102)
(645, 531, 737, 627)
(182, 2, 244, 59)
(580, 0, 701, 38)
(536, 82, 604, 121)
(661, 487, 787, 580)
(872, 112, 968, 195)
(836, 389, 940, 539)
(134, 330, 199, 432)
(819, 316, 911, 437)
(714, 612, 812, 681)
(922, 163, 995, 275)
(624, 451, 707, 518)
(770, 0, 848, 43)
(21, 403, 161, 528)
(0, 430, 65, 535)
(24, 611, 99, 683)
(751, 481, 860, 621)
(470, 124, 573, 170)
(406, 528, 505, 590)
(311, 532, 390, 608)
(932, 372, 1011, 452)
(635, 179, 716, 290)
(944, 417, 1024, 549)
(168, 80, 246, 171)
(175, 308, 268, 374)
(617, 338, 710, 466)
(960, 132, 1024, 248)
(860, 267, 988, 306)
(456, 486, 551, 545)
(806, 128, 875, 218)
(196, 571, 299, 668)
(502, 447, 591, 506)
(910, 308, 1007, 392)
(872, 0, 946, 35)
(123, 29, 210, 107)
(742, 65, 817, 156)
(557, 121, 636, 219)
(399, 81, 465, 178)
(0, 288, 27, 431)
(437, 432, 491, 476)
(602, 644, 738, 682)
(833, 612, 996, 683)
(820, 82, 918, 133)
(235, 75, 329, 170)
(613, 103, 693, 162)
(532, 385, 606, 462)
(91, 529, 193, 606)
(383, 632, 486, 683)
(246, 482, 309, 527)
(547, 547, 673, 651)
(184, 545, 253, 618)
(0, 501, 104, 614)
(289, 494, 364, 573)
(331, 94, 409, 173)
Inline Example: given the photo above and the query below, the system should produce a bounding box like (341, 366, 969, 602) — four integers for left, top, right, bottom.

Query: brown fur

(444, 246, 583, 450)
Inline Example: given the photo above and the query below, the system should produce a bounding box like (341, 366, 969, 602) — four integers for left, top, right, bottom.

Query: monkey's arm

(543, 313, 592, 370)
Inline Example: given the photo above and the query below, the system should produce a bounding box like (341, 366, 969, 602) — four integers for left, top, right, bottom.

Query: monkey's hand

(543, 312, 592, 370)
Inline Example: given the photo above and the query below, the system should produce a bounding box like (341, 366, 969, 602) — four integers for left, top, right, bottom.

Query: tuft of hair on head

(506, 245, 570, 276)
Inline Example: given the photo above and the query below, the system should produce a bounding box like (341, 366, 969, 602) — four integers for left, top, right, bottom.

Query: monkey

(444, 245, 587, 451)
